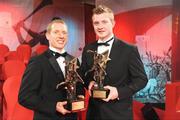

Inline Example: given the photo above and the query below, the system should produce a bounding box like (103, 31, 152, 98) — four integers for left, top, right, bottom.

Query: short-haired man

(18, 19, 84, 120)
(80, 5, 148, 120)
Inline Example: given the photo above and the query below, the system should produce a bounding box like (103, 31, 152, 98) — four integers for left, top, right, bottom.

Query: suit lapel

(106, 38, 120, 77)
(45, 50, 65, 80)
(49, 57, 65, 79)
(109, 38, 119, 59)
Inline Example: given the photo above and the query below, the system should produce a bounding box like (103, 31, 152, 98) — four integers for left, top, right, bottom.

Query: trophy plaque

(86, 50, 111, 99)
(56, 58, 85, 112)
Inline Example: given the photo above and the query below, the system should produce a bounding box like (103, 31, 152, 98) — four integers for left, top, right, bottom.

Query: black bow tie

(55, 52, 67, 58)
(50, 50, 67, 58)
(96, 42, 109, 46)
(96, 37, 114, 46)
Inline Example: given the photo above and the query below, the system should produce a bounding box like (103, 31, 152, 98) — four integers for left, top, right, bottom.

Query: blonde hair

(92, 5, 114, 21)
(46, 19, 67, 33)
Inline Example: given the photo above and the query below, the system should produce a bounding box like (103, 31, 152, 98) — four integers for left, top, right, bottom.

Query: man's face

(92, 13, 115, 41)
(46, 22, 68, 51)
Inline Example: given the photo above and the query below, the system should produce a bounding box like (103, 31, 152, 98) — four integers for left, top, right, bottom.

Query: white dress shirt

(97, 35, 114, 56)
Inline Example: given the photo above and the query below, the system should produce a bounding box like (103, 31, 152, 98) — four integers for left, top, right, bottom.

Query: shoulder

(83, 41, 97, 51)
(28, 52, 48, 67)
(33, 51, 49, 60)
(67, 53, 74, 58)
(66, 53, 80, 65)
(115, 37, 135, 47)
(66, 53, 75, 60)
(114, 37, 137, 51)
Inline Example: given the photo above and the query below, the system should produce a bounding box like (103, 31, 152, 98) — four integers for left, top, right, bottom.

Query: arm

(13, 21, 41, 47)
(22, 23, 42, 39)
(74, 59, 85, 97)
(22, 25, 44, 47)
(79, 46, 93, 89)
(13, 24, 27, 44)
(18, 58, 57, 116)
(103, 46, 148, 102)
(26, 37, 42, 47)
(117, 46, 148, 100)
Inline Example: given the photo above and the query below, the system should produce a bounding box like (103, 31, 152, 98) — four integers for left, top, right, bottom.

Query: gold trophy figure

(56, 58, 85, 112)
(86, 50, 111, 99)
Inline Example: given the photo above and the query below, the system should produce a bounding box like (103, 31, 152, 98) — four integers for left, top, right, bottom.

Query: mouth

(98, 30, 105, 33)
(98, 31, 105, 34)
(57, 40, 64, 44)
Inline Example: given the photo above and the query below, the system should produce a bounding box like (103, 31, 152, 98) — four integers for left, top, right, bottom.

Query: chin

(58, 44, 64, 47)
(99, 36, 107, 40)
(98, 34, 107, 38)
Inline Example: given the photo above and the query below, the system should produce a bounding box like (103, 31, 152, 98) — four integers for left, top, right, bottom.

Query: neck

(49, 46, 65, 53)
(99, 34, 114, 42)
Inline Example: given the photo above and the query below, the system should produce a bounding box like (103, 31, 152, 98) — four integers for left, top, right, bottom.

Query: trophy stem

(67, 83, 77, 101)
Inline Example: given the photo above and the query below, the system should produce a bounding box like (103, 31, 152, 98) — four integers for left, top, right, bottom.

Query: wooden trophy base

(66, 99, 85, 112)
(91, 88, 110, 99)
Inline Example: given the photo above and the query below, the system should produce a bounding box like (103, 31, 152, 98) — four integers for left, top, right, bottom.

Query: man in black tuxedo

(80, 5, 148, 120)
(18, 19, 84, 120)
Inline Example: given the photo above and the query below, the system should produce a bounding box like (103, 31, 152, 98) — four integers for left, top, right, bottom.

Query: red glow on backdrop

(114, 5, 172, 44)
(0, 3, 24, 27)
(0, 2, 26, 50)
(0, 3, 25, 26)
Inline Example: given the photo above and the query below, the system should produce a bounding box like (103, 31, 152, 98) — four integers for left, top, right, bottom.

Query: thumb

(104, 85, 111, 89)
(61, 101, 67, 105)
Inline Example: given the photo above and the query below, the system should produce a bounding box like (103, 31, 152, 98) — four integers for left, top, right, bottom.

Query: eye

(102, 20, 108, 24)
(62, 31, 67, 35)
(93, 21, 99, 26)
(53, 30, 59, 34)
(54, 31, 58, 34)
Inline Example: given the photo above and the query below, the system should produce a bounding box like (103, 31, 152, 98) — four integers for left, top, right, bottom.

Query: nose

(97, 23, 104, 30)
(58, 32, 65, 38)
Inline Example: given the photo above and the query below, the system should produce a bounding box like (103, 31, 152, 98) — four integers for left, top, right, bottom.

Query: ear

(45, 32, 50, 41)
(112, 20, 115, 28)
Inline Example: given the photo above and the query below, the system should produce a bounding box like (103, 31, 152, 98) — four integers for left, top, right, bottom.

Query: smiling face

(46, 21, 68, 52)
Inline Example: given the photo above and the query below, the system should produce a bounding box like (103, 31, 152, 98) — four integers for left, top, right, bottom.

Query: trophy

(86, 50, 111, 99)
(56, 58, 85, 111)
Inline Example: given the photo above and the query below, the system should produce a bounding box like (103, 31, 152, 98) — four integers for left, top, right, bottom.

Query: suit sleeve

(117, 46, 148, 100)
(76, 59, 85, 96)
(79, 46, 93, 89)
(18, 58, 57, 116)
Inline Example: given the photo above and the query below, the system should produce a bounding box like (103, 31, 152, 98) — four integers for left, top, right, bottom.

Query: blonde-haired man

(18, 19, 84, 120)
(80, 5, 148, 120)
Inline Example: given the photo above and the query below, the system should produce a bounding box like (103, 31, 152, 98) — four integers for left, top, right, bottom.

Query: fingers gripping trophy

(86, 50, 111, 99)
(56, 58, 85, 112)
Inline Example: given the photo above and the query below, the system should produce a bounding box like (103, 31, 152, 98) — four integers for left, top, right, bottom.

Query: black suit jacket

(18, 49, 83, 120)
(80, 37, 148, 120)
